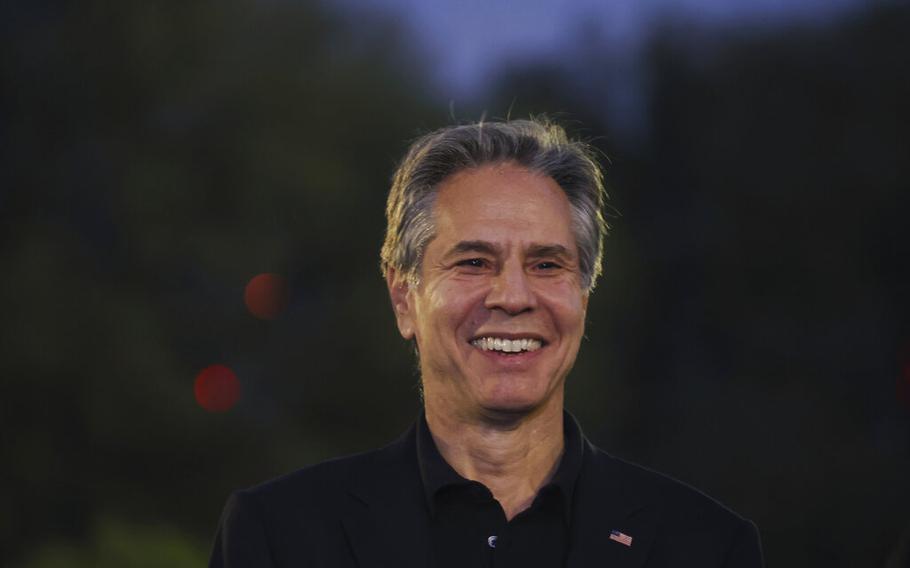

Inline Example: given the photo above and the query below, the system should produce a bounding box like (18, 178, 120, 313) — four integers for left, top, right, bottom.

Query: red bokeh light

(194, 364, 241, 412)
(244, 273, 289, 320)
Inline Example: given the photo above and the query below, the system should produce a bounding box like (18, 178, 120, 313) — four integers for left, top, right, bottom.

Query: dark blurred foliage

(2, 1, 908, 567)
(1, 0, 439, 563)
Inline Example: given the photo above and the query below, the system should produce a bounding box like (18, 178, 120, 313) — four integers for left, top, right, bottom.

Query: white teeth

(470, 337, 543, 353)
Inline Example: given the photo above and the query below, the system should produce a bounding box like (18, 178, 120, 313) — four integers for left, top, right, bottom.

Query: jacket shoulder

(589, 445, 752, 528)
(584, 446, 763, 566)
(239, 443, 393, 511)
(211, 430, 419, 568)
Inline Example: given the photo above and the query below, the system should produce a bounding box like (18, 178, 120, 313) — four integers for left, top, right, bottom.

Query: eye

(535, 261, 561, 270)
(457, 258, 487, 268)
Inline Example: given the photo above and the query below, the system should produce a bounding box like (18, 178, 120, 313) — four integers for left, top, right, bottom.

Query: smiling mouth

(469, 337, 544, 354)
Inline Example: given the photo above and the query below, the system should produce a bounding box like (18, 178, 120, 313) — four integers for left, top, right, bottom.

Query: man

(210, 118, 764, 567)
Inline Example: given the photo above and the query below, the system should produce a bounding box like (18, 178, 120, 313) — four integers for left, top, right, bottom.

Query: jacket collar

(415, 410, 584, 524)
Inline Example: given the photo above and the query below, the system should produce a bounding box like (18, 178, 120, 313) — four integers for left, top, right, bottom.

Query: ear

(386, 267, 416, 340)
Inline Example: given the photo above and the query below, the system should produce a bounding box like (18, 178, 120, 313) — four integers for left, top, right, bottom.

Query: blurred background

(2, 0, 909, 566)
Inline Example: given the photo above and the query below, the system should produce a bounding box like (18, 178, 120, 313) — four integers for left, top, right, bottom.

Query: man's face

(388, 162, 588, 420)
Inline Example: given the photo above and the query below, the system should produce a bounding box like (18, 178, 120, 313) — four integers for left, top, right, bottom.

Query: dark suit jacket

(210, 420, 763, 567)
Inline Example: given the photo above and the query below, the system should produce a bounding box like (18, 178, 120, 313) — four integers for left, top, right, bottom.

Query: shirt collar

(416, 409, 584, 524)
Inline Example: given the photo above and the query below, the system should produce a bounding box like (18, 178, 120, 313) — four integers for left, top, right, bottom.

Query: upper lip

(470, 332, 547, 343)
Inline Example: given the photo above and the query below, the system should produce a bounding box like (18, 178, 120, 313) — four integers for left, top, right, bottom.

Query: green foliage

(16, 517, 206, 568)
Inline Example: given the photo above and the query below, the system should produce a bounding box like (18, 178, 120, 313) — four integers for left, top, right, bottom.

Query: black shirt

(416, 412, 584, 568)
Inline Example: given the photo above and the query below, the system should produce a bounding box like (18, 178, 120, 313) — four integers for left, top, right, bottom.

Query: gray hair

(381, 117, 609, 291)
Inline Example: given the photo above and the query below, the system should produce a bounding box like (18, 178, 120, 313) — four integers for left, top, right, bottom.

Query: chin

(476, 392, 546, 419)
(475, 371, 559, 407)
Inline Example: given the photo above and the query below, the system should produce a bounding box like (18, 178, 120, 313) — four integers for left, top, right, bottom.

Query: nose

(484, 261, 537, 315)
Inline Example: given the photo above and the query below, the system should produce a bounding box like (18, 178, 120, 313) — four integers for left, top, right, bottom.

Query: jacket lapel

(565, 440, 659, 568)
(340, 423, 431, 568)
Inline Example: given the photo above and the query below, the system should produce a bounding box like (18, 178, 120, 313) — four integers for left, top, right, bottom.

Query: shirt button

(487, 535, 498, 548)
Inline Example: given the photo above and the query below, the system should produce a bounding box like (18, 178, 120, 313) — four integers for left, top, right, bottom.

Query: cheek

(547, 293, 587, 333)
(434, 280, 487, 312)
(416, 286, 480, 338)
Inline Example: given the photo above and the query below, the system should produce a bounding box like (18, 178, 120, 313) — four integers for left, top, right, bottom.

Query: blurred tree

(1, 0, 437, 563)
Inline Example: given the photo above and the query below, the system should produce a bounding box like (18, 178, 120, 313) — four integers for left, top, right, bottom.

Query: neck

(424, 394, 565, 520)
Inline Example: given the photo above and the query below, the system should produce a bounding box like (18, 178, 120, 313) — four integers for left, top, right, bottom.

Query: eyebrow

(444, 240, 502, 259)
(443, 240, 575, 261)
(526, 243, 575, 261)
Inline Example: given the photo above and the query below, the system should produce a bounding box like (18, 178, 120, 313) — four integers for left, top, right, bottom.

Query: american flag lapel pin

(609, 529, 633, 547)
